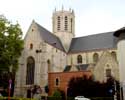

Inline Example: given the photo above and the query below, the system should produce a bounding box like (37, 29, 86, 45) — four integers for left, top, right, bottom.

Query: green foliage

(0, 97, 36, 100)
(67, 96, 74, 100)
(47, 96, 62, 100)
(52, 89, 62, 97)
(0, 15, 24, 72)
(0, 15, 24, 96)
(67, 75, 120, 98)
(90, 97, 113, 100)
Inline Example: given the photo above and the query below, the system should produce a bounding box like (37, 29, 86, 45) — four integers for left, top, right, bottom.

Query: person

(27, 88, 32, 98)
(0, 92, 2, 97)
(33, 85, 42, 100)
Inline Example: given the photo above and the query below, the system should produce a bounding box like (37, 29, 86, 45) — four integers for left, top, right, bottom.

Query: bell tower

(52, 7, 75, 52)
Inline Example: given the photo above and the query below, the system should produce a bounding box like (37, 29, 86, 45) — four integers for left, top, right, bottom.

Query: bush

(47, 96, 62, 100)
(67, 96, 74, 100)
(66, 97, 113, 100)
(0, 97, 36, 100)
(90, 97, 114, 100)
(52, 89, 62, 97)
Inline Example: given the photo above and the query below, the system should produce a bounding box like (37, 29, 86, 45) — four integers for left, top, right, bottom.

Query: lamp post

(114, 80, 117, 100)
(8, 65, 13, 100)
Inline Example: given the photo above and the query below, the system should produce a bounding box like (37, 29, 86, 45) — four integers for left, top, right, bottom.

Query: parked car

(75, 96, 90, 100)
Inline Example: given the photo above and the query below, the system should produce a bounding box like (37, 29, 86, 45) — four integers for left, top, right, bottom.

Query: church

(14, 8, 120, 97)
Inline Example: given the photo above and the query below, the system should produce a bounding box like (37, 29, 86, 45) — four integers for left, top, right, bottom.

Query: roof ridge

(74, 31, 114, 39)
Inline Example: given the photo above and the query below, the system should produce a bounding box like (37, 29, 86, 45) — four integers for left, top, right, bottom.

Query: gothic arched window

(111, 51, 117, 60)
(77, 55, 82, 64)
(93, 53, 99, 63)
(26, 56, 35, 85)
(47, 59, 51, 72)
(30, 43, 33, 50)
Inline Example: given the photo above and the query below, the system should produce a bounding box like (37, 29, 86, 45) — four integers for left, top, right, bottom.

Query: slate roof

(69, 32, 118, 53)
(63, 65, 72, 72)
(35, 22, 65, 52)
(76, 64, 89, 71)
(63, 64, 89, 72)
(34, 21, 118, 53)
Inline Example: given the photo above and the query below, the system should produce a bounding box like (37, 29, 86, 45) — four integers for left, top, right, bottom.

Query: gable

(24, 20, 43, 49)
(24, 20, 65, 52)
(93, 51, 119, 82)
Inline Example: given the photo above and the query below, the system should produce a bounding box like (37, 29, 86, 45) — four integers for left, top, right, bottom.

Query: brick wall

(48, 71, 92, 96)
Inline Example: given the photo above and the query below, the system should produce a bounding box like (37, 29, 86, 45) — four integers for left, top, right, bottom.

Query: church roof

(69, 32, 118, 53)
(63, 64, 89, 72)
(76, 64, 89, 71)
(114, 27, 125, 37)
(63, 65, 72, 72)
(35, 23, 65, 52)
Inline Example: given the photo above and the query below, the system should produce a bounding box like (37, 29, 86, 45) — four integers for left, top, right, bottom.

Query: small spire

(72, 9, 74, 14)
(55, 7, 56, 12)
(69, 8, 71, 12)
(62, 5, 64, 11)
(32, 19, 35, 23)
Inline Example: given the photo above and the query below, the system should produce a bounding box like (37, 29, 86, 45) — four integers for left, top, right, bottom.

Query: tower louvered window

(65, 16, 68, 31)
(57, 16, 60, 31)
(71, 18, 72, 33)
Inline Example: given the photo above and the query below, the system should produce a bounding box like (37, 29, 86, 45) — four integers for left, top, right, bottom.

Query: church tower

(52, 7, 75, 52)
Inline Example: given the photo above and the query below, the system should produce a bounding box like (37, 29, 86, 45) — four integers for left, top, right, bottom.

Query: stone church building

(14, 8, 120, 96)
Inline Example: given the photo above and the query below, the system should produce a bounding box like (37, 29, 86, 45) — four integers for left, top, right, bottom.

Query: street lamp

(8, 65, 13, 100)
(114, 80, 117, 100)
(8, 57, 16, 100)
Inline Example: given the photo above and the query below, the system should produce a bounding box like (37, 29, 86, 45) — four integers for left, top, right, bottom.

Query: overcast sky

(0, 0, 125, 37)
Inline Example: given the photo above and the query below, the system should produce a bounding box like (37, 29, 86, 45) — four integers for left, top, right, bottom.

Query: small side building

(48, 71, 92, 96)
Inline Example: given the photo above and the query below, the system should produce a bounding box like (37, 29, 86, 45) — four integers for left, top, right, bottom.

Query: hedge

(0, 96, 114, 100)
(0, 97, 36, 100)
(90, 97, 114, 100)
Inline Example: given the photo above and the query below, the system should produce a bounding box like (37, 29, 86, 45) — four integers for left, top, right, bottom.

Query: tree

(106, 77, 120, 100)
(0, 15, 24, 96)
(67, 75, 120, 98)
